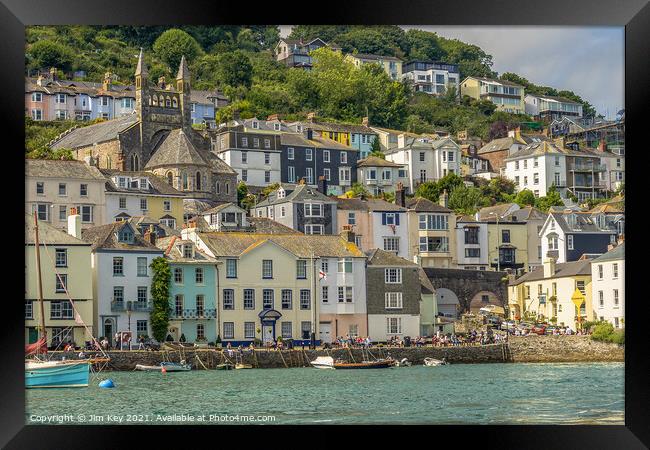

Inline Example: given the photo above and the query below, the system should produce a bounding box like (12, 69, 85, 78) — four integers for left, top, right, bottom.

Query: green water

(26, 362, 624, 425)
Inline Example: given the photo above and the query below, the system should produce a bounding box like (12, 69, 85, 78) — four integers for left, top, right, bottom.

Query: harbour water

(26, 362, 624, 425)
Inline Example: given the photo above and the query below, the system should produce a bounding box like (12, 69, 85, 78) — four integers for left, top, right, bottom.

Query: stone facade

(424, 267, 508, 313)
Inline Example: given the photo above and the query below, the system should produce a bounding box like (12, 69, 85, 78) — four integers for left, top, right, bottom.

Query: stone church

(51, 50, 237, 207)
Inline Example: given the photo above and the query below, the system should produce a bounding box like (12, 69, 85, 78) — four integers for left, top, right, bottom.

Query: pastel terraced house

(460, 76, 525, 114)
(25, 211, 94, 348)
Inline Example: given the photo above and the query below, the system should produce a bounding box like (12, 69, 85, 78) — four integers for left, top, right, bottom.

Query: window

(287, 148, 294, 160)
(501, 230, 511, 243)
(58, 183, 67, 196)
(337, 258, 353, 273)
(137, 286, 147, 304)
(301, 322, 312, 340)
(419, 152, 425, 162)
(59, 205, 66, 221)
(241, 169, 248, 182)
(223, 289, 234, 310)
(244, 322, 255, 339)
(241, 151, 248, 164)
(386, 317, 402, 334)
(281, 290, 292, 309)
(56, 93, 66, 104)
(223, 322, 234, 339)
(79, 184, 88, 196)
(598, 291, 604, 308)
(613, 263, 619, 279)
(323, 150, 330, 163)
(297, 260, 307, 279)
(567, 235, 574, 250)
(367, 169, 377, 180)
(264, 139, 271, 149)
(515, 176, 520, 186)
(253, 138, 260, 148)
(339, 167, 351, 182)
(552, 283, 557, 296)
(101, 96, 109, 107)
(465, 248, 480, 258)
(35, 204, 49, 221)
(385, 268, 402, 284)
(306, 148, 313, 161)
(241, 137, 248, 147)
(348, 213, 356, 225)
(499, 248, 515, 264)
(534, 157, 539, 168)
(340, 152, 348, 164)
(264, 152, 271, 164)
(281, 322, 293, 339)
(263, 289, 274, 310)
(419, 214, 448, 230)
(338, 286, 353, 303)
(385, 292, 403, 309)
(322, 286, 329, 303)
(31, 109, 42, 120)
(576, 281, 586, 296)
(300, 290, 311, 310)
(50, 301, 73, 319)
(55, 249, 67, 267)
(25, 300, 33, 319)
(265, 171, 271, 183)
(173, 267, 183, 284)
(306, 168, 314, 184)
(383, 237, 400, 253)
(524, 176, 528, 185)
(419, 236, 449, 252)
(76, 205, 93, 223)
(36, 181, 44, 195)
(305, 224, 324, 235)
(548, 235, 559, 250)
(464, 227, 479, 244)
(137, 257, 148, 276)
(113, 257, 124, 276)
(194, 267, 204, 284)
(323, 168, 331, 181)
(32, 92, 42, 102)
(613, 289, 619, 306)
(288, 166, 295, 183)
(262, 260, 273, 279)
(533, 173, 539, 185)
(226, 259, 237, 278)
(55, 274, 67, 293)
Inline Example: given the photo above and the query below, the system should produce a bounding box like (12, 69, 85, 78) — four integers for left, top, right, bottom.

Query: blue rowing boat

(25, 360, 91, 388)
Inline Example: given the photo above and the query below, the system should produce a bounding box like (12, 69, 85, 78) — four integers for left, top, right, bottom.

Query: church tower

(135, 48, 148, 121)
(176, 55, 192, 130)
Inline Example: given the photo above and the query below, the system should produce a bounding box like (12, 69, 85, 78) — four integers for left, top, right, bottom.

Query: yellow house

(406, 197, 457, 268)
(102, 170, 185, 228)
(508, 258, 594, 330)
(345, 53, 403, 81)
(460, 76, 525, 114)
(25, 212, 94, 347)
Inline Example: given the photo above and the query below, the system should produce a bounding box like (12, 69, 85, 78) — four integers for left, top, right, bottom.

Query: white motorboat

(423, 357, 448, 367)
(310, 356, 335, 369)
(395, 358, 412, 367)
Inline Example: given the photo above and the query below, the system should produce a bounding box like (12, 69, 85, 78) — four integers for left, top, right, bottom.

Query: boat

(395, 358, 412, 367)
(135, 361, 192, 372)
(215, 363, 234, 370)
(310, 356, 335, 369)
(25, 212, 104, 389)
(234, 363, 253, 369)
(333, 359, 395, 369)
(423, 357, 449, 367)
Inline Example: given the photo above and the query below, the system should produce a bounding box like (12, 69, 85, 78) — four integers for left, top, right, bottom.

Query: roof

(197, 232, 365, 258)
(190, 89, 227, 104)
(156, 236, 216, 263)
(510, 206, 547, 222)
(183, 199, 221, 216)
(144, 129, 209, 168)
(101, 169, 184, 196)
(406, 197, 451, 213)
(477, 203, 519, 221)
(81, 221, 163, 252)
(26, 159, 106, 180)
(465, 76, 523, 88)
(478, 137, 519, 155)
(526, 93, 580, 105)
(349, 53, 402, 62)
(510, 259, 593, 285)
(50, 114, 138, 149)
(247, 217, 303, 234)
(366, 248, 418, 267)
(356, 155, 401, 168)
(25, 213, 90, 246)
(256, 184, 335, 208)
(299, 120, 376, 135)
(201, 202, 243, 215)
(335, 197, 406, 212)
(418, 268, 435, 294)
(279, 131, 354, 150)
(547, 212, 619, 234)
(592, 243, 624, 262)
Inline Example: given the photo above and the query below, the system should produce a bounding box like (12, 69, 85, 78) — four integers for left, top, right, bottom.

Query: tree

(480, 176, 516, 204)
(534, 185, 564, 212)
(415, 182, 440, 202)
(405, 29, 445, 61)
(448, 185, 487, 215)
(369, 137, 385, 159)
(150, 257, 171, 342)
(28, 40, 74, 71)
(513, 189, 536, 207)
(152, 28, 203, 71)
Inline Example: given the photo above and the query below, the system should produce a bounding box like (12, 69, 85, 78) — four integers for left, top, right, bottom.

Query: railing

(569, 163, 606, 172)
(110, 300, 153, 312)
(569, 182, 607, 189)
(170, 308, 217, 319)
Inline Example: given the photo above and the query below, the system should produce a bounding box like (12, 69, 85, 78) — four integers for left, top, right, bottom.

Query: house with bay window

(460, 76, 525, 114)
(455, 215, 489, 270)
(404, 197, 456, 268)
(26, 159, 107, 231)
(82, 220, 163, 347)
(356, 155, 409, 197)
(156, 236, 219, 343)
(25, 211, 95, 348)
(365, 249, 424, 342)
(252, 182, 338, 235)
(402, 60, 460, 96)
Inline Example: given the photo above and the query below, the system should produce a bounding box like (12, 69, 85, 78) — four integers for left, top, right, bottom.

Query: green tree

(481, 176, 516, 204)
(448, 185, 487, 215)
(514, 189, 536, 207)
(152, 28, 203, 71)
(415, 182, 440, 202)
(534, 185, 564, 212)
(405, 29, 445, 61)
(369, 137, 385, 159)
(150, 257, 171, 342)
(28, 40, 74, 71)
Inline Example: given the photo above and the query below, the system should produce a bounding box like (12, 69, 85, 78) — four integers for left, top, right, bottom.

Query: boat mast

(33, 211, 46, 348)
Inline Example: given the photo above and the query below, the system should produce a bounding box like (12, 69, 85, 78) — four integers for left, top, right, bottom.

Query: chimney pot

(362, 116, 369, 127)
(307, 112, 316, 122)
(67, 208, 81, 239)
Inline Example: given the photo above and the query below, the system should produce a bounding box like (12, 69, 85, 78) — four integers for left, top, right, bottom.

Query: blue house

(190, 90, 229, 128)
(157, 236, 218, 344)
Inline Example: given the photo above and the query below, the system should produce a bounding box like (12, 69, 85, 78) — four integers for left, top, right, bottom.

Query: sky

(279, 26, 624, 119)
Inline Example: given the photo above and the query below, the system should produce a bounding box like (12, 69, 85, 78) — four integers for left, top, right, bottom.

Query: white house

(454, 215, 489, 270)
(591, 243, 624, 329)
(504, 140, 569, 198)
(524, 94, 583, 120)
(200, 203, 251, 231)
(82, 221, 163, 347)
(401, 61, 460, 95)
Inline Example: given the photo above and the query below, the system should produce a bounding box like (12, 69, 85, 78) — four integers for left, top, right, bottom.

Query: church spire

(176, 55, 190, 81)
(135, 48, 148, 77)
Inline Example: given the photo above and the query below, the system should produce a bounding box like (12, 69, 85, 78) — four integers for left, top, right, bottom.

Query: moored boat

(215, 363, 234, 370)
(310, 356, 335, 369)
(25, 360, 91, 389)
(333, 358, 396, 369)
(234, 363, 253, 369)
(136, 361, 192, 372)
(423, 357, 448, 367)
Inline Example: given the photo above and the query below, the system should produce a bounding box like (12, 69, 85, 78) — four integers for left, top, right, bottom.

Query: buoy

(161, 366, 167, 374)
(99, 379, 115, 388)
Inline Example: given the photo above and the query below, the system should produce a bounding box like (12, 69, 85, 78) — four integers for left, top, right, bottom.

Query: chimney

(514, 127, 521, 142)
(103, 72, 112, 91)
(439, 189, 449, 208)
(554, 136, 566, 148)
(543, 257, 556, 279)
(307, 112, 316, 123)
(298, 177, 306, 185)
(398, 134, 406, 148)
(36, 75, 44, 86)
(267, 114, 279, 121)
(598, 139, 607, 152)
(340, 224, 356, 244)
(49, 67, 57, 81)
(317, 175, 328, 195)
(362, 116, 369, 127)
(144, 224, 157, 246)
(395, 182, 406, 207)
(232, 109, 240, 121)
(67, 208, 81, 239)
(157, 76, 166, 89)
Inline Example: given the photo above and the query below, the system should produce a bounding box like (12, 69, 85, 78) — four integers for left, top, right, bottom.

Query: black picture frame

(1, 0, 647, 447)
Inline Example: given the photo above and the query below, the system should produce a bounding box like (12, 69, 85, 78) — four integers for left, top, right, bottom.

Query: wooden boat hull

(25, 360, 90, 388)
(333, 360, 395, 369)
(215, 364, 234, 370)
(234, 364, 253, 369)
(136, 363, 192, 372)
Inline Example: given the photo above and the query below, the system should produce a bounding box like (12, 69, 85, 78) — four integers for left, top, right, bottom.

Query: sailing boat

(25, 211, 106, 388)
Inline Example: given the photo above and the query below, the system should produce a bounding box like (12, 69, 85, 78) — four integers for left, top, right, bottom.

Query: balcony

(170, 308, 217, 319)
(568, 163, 606, 172)
(111, 300, 153, 312)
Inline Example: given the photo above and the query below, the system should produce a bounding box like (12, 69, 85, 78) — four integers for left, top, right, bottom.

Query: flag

(319, 270, 327, 281)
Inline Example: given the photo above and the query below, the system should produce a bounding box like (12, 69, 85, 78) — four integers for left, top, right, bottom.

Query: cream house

(405, 196, 456, 268)
(591, 243, 624, 329)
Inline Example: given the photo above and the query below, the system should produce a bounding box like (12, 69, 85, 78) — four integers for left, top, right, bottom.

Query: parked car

(518, 322, 533, 331)
(544, 326, 559, 335)
(531, 324, 547, 335)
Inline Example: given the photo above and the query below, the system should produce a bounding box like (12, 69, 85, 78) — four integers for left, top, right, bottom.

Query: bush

(590, 321, 624, 344)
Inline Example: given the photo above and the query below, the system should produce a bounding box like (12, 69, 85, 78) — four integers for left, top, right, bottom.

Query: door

(319, 323, 332, 343)
(103, 318, 114, 346)
(262, 324, 274, 344)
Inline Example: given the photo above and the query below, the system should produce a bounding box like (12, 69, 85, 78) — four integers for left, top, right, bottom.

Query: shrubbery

(589, 321, 625, 345)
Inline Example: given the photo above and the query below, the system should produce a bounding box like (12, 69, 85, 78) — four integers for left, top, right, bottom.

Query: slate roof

(592, 242, 624, 262)
(25, 213, 90, 246)
(418, 268, 435, 294)
(156, 236, 216, 263)
(197, 232, 365, 258)
(477, 203, 520, 221)
(467, 76, 523, 88)
(509, 259, 593, 286)
(50, 114, 138, 149)
(201, 202, 242, 215)
(527, 93, 581, 105)
(349, 53, 402, 62)
(298, 120, 376, 135)
(247, 217, 302, 234)
(101, 169, 185, 196)
(366, 248, 418, 267)
(510, 206, 547, 222)
(505, 141, 599, 161)
(26, 78, 136, 99)
(191, 89, 227, 104)
(256, 184, 335, 207)
(406, 197, 451, 213)
(26, 159, 106, 180)
(145, 129, 209, 168)
(279, 132, 355, 150)
(478, 137, 519, 155)
(335, 197, 406, 212)
(81, 221, 163, 252)
(356, 155, 401, 168)
(183, 199, 221, 216)
(547, 212, 618, 234)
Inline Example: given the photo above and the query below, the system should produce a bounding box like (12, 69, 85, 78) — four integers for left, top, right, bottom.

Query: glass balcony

(170, 308, 217, 320)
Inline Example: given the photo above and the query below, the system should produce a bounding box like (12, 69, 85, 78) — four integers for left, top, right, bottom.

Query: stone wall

(424, 267, 508, 311)
(47, 336, 623, 370)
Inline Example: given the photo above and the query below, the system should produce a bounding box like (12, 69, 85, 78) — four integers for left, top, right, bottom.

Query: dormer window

(118, 177, 127, 188)
(252, 121, 259, 129)
(274, 123, 281, 131)
(140, 178, 149, 190)
(118, 228, 134, 243)
(277, 188, 286, 199)
(182, 244, 193, 259)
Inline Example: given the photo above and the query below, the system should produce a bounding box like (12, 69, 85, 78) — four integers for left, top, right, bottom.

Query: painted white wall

(371, 212, 410, 260)
(454, 222, 489, 268)
(318, 257, 367, 316)
(591, 257, 624, 328)
(221, 149, 281, 186)
(368, 314, 420, 341)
